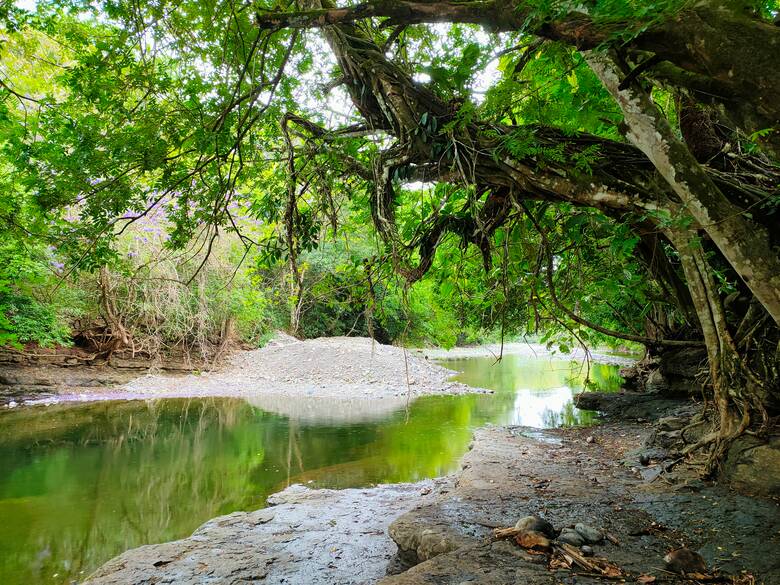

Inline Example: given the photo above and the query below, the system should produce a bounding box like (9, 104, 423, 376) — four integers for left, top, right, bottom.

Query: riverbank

(6, 339, 776, 584)
(420, 341, 639, 366)
(3, 335, 639, 407)
(6, 335, 490, 406)
(85, 479, 453, 585)
(85, 414, 780, 584)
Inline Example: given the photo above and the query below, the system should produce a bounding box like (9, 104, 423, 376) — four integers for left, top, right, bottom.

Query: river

(0, 354, 623, 585)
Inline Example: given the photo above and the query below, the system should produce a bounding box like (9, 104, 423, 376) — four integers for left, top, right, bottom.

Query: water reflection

(441, 355, 623, 427)
(0, 355, 622, 585)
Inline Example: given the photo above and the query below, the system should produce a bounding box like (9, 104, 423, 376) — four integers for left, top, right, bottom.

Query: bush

(0, 291, 71, 347)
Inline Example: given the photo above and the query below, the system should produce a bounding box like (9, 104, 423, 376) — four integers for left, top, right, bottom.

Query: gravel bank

(34, 335, 489, 405)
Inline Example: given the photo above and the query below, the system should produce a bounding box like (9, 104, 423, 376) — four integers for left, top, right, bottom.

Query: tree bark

(668, 229, 754, 468)
(587, 53, 780, 327)
(282, 115, 307, 335)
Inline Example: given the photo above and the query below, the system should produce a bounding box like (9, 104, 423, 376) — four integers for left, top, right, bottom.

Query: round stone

(574, 523, 604, 544)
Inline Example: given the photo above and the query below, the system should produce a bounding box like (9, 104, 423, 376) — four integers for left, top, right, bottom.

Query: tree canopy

(1, 0, 779, 468)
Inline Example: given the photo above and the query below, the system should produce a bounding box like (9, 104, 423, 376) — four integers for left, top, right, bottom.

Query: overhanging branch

(256, 1, 509, 30)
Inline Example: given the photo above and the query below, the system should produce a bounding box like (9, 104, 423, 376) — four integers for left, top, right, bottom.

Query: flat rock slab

(573, 390, 691, 420)
(85, 480, 448, 585)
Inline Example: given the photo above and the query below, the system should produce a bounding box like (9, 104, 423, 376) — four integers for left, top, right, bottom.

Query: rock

(673, 479, 706, 492)
(573, 391, 688, 421)
(85, 482, 433, 585)
(657, 416, 687, 432)
(723, 435, 780, 496)
(379, 540, 557, 584)
(664, 548, 707, 574)
(574, 523, 603, 544)
(639, 465, 664, 482)
(619, 365, 642, 390)
(586, 436, 595, 444)
(653, 430, 682, 448)
(580, 545, 594, 557)
(644, 369, 668, 394)
(557, 528, 585, 547)
(656, 347, 708, 396)
(514, 516, 557, 539)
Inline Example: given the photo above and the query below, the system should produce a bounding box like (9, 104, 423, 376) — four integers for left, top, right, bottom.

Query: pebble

(574, 523, 603, 544)
(580, 545, 594, 556)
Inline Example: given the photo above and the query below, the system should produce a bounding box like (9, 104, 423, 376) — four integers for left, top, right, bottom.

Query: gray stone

(657, 416, 687, 432)
(581, 545, 594, 556)
(85, 481, 444, 585)
(645, 369, 668, 394)
(574, 523, 603, 544)
(557, 529, 585, 547)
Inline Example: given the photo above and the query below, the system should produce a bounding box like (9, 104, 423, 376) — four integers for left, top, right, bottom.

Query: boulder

(723, 435, 780, 496)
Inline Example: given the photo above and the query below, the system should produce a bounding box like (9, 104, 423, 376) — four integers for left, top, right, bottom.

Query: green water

(0, 355, 622, 585)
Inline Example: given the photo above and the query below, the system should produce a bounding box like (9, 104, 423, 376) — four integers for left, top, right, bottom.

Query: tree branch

(520, 201, 705, 348)
(256, 1, 508, 31)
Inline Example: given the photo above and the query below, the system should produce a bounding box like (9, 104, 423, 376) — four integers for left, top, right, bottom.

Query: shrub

(0, 291, 71, 347)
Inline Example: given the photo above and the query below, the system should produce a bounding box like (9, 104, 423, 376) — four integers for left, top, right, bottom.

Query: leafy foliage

(0, 0, 775, 363)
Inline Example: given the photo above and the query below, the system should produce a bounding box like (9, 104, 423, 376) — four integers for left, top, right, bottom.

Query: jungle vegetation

(0, 0, 779, 470)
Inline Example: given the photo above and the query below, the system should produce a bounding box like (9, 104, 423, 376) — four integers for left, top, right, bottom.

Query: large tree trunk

(587, 54, 780, 327)
(666, 229, 774, 471)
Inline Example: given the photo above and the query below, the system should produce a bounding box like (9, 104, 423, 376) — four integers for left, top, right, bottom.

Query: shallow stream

(0, 354, 623, 584)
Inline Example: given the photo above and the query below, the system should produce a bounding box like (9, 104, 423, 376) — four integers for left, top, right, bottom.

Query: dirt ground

(381, 423, 780, 584)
